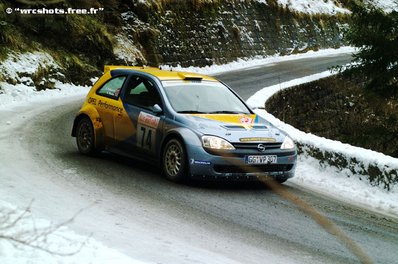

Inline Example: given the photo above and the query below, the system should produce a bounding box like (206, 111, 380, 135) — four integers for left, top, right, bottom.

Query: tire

(162, 139, 188, 182)
(76, 117, 98, 155)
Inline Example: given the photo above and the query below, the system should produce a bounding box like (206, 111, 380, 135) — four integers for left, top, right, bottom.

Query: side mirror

(152, 104, 163, 114)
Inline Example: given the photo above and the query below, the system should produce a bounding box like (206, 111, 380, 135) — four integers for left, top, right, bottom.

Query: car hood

(181, 114, 286, 143)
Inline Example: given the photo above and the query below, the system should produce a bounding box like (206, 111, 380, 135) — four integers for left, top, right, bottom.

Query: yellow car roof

(104, 65, 217, 82)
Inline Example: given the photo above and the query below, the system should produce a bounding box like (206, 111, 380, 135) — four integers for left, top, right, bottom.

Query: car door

(95, 75, 127, 146)
(115, 75, 164, 157)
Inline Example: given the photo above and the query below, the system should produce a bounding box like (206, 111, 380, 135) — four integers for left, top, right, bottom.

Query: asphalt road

(216, 53, 353, 100)
(2, 53, 398, 264)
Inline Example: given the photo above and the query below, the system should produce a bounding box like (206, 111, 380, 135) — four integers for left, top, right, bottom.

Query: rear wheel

(76, 117, 98, 155)
(162, 139, 188, 182)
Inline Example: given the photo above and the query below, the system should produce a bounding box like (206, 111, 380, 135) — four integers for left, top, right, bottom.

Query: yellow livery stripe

(190, 114, 256, 129)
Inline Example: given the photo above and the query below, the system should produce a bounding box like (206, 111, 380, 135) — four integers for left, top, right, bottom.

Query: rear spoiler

(177, 72, 203, 81)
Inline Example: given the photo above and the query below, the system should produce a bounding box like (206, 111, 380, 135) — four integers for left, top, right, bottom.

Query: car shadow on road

(186, 180, 271, 190)
(62, 150, 278, 191)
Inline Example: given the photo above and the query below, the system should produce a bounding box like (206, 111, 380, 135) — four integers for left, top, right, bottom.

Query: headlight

(280, 136, 295, 150)
(202, 135, 235, 150)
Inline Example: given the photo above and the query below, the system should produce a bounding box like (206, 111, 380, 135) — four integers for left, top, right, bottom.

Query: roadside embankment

(249, 71, 398, 191)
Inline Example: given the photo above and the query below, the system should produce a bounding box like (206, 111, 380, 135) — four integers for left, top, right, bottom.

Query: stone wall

(0, 0, 350, 84)
(122, 1, 348, 66)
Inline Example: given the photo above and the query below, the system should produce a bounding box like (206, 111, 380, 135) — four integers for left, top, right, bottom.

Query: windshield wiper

(177, 110, 209, 114)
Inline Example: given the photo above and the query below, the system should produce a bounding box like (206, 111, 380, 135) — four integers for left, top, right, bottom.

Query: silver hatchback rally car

(72, 66, 297, 183)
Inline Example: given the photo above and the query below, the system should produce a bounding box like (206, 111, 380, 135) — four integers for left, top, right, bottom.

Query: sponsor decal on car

(137, 112, 160, 151)
(88, 97, 123, 114)
(239, 137, 276, 142)
(138, 111, 160, 128)
(190, 159, 211, 165)
(239, 116, 253, 124)
(97, 100, 123, 114)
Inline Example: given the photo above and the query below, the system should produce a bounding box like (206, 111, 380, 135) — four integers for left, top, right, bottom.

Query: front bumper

(186, 144, 297, 181)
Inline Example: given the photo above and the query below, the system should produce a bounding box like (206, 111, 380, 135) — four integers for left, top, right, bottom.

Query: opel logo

(257, 144, 266, 152)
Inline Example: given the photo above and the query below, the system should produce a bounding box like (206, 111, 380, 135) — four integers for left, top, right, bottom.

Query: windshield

(161, 80, 251, 114)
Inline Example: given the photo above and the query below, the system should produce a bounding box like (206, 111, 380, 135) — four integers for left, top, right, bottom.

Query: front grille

(232, 142, 282, 150)
(213, 164, 294, 174)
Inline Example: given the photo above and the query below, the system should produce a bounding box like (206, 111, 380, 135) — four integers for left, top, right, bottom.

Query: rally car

(71, 66, 297, 183)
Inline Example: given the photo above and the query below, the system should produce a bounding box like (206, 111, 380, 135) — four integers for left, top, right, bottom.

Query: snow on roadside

(0, 51, 89, 111)
(255, 107, 398, 218)
(293, 155, 398, 218)
(246, 70, 336, 108)
(0, 201, 145, 264)
(0, 81, 89, 110)
(162, 47, 356, 75)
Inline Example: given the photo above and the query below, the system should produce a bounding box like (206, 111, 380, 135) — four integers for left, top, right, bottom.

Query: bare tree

(0, 200, 91, 256)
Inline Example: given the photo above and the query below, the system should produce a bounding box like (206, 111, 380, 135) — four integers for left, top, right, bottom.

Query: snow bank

(256, 108, 398, 190)
(0, 81, 89, 110)
(162, 47, 356, 76)
(247, 71, 398, 191)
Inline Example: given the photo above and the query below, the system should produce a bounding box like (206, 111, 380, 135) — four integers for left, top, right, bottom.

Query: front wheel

(76, 117, 98, 155)
(162, 139, 188, 182)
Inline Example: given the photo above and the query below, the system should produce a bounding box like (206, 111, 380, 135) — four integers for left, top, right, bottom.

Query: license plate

(245, 155, 277, 165)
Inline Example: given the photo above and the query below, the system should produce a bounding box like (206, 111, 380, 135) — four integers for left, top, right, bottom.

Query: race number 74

(137, 125, 155, 151)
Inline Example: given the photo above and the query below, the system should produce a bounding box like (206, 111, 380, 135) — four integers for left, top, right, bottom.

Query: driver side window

(124, 76, 162, 111)
(97, 76, 126, 99)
